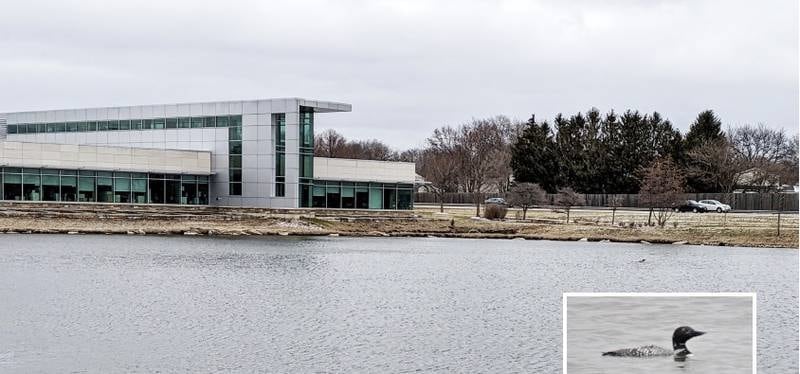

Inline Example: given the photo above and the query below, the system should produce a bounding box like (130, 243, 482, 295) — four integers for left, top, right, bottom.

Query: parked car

(484, 197, 507, 205)
(674, 200, 707, 213)
(698, 199, 731, 213)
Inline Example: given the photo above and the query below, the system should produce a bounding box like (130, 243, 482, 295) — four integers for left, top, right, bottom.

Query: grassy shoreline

(0, 203, 797, 249)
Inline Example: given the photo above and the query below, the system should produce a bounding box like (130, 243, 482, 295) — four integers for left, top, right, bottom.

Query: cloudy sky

(1, 0, 797, 149)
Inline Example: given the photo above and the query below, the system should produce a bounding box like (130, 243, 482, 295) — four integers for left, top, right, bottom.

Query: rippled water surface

(0, 235, 796, 373)
(567, 296, 753, 373)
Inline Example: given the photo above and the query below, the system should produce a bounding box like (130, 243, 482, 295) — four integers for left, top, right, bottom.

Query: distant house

(735, 167, 782, 192)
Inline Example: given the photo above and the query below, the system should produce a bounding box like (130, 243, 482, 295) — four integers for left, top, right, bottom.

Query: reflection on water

(567, 296, 752, 373)
(0, 235, 796, 373)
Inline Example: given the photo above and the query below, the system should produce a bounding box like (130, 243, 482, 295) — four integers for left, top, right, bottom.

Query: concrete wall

(0, 141, 210, 175)
(314, 157, 416, 184)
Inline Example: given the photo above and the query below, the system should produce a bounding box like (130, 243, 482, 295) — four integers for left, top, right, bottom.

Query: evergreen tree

(684, 110, 725, 191)
(510, 116, 561, 193)
(684, 110, 724, 150)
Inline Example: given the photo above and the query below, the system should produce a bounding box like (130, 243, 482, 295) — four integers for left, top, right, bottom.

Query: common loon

(602, 326, 705, 358)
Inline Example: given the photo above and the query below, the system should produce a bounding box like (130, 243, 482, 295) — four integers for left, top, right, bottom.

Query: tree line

(315, 109, 798, 214)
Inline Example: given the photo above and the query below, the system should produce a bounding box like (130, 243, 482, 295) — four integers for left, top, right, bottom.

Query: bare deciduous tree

(314, 129, 347, 158)
(314, 129, 402, 161)
(729, 124, 795, 190)
(556, 187, 583, 224)
(686, 138, 745, 193)
(507, 182, 546, 220)
(608, 195, 624, 225)
(418, 126, 462, 213)
(458, 118, 507, 217)
(640, 158, 685, 227)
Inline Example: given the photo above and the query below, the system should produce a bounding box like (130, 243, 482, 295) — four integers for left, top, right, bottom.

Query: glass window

(383, 188, 397, 210)
(198, 179, 209, 205)
(229, 141, 242, 155)
(27, 124, 37, 133)
(98, 121, 109, 131)
(37, 123, 46, 133)
(67, 122, 79, 132)
(355, 186, 369, 209)
(300, 184, 311, 207)
(275, 153, 285, 176)
(114, 177, 131, 203)
(182, 180, 198, 205)
(78, 122, 89, 132)
(326, 184, 341, 208)
(149, 178, 164, 204)
(61, 176, 77, 202)
(275, 177, 285, 197)
(153, 118, 165, 129)
(131, 120, 143, 130)
(397, 189, 412, 210)
(166, 179, 181, 203)
(230, 169, 242, 182)
(191, 117, 204, 128)
(3, 172, 22, 200)
(7, 124, 18, 134)
(166, 118, 178, 129)
(229, 126, 242, 141)
(119, 120, 131, 131)
(78, 176, 95, 202)
(229, 155, 242, 168)
(203, 116, 215, 128)
(42, 174, 60, 201)
(97, 177, 114, 202)
(341, 185, 355, 209)
(300, 154, 313, 178)
(312, 185, 326, 208)
(108, 120, 119, 131)
(143, 119, 154, 130)
(216, 116, 229, 127)
(132, 179, 147, 203)
(229, 182, 242, 196)
(46, 123, 58, 133)
(230, 115, 242, 127)
(178, 117, 191, 128)
(22, 173, 41, 201)
(369, 186, 382, 209)
(300, 107, 314, 149)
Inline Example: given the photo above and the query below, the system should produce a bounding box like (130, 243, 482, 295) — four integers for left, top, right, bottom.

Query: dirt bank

(0, 202, 797, 248)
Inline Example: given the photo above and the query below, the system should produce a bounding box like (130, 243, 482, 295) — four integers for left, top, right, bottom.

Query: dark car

(674, 200, 707, 213)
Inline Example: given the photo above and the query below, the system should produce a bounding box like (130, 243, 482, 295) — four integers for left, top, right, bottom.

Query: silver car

(484, 197, 507, 205)
(698, 199, 731, 213)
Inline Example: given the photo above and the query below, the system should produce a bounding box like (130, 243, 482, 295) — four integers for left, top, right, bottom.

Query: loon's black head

(672, 326, 705, 351)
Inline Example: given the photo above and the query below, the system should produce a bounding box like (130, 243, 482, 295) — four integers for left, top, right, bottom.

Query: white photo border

(562, 292, 757, 374)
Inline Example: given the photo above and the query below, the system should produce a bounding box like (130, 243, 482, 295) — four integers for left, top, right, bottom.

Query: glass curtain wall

(228, 116, 242, 196)
(309, 180, 413, 210)
(273, 113, 286, 197)
(298, 107, 314, 207)
(7, 115, 241, 135)
(0, 168, 209, 205)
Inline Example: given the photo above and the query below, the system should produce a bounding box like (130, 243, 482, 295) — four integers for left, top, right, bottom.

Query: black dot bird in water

(602, 326, 706, 360)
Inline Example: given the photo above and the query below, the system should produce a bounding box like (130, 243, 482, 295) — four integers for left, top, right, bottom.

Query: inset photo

(564, 293, 755, 374)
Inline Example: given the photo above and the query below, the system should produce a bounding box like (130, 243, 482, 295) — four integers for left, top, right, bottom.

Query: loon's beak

(692, 330, 706, 337)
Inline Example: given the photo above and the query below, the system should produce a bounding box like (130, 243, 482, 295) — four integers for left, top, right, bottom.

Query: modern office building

(0, 98, 415, 209)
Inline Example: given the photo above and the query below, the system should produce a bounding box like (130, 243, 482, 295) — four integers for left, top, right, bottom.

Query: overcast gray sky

(1, 0, 797, 149)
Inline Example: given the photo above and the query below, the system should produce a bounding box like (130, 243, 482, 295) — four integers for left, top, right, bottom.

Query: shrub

(484, 204, 508, 220)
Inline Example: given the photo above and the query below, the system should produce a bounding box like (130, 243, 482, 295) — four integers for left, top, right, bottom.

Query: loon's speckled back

(602, 326, 706, 358)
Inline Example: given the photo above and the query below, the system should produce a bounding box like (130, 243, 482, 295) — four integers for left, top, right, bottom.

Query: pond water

(0, 235, 796, 373)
